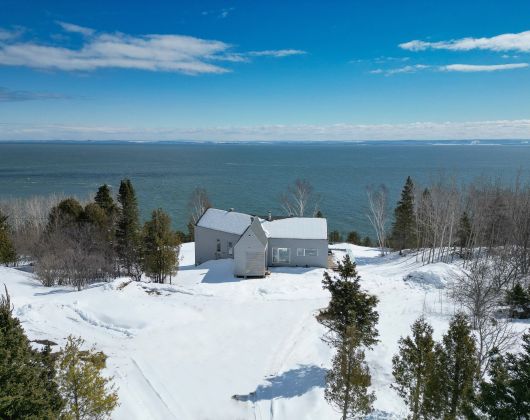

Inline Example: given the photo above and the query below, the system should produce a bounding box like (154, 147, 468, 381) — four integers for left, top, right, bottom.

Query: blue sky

(1, 0, 530, 141)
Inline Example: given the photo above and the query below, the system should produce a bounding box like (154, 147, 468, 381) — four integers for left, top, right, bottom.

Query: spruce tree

(142, 209, 180, 284)
(317, 255, 379, 348)
(506, 282, 530, 319)
(47, 198, 84, 230)
(56, 336, 118, 420)
(0, 287, 64, 418)
(392, 317, 436, 419)
(435, 313, 478, 419)
(94, 184, 117, 217)
(116, 179, 141, 277)
(391, 176, 416, 253)
(325, 325, 375, 420)
(475, 330, 530, 418)
(456, 211, 472, 257)
(0, 211, 17, 266)
(346, 231, 361, 245)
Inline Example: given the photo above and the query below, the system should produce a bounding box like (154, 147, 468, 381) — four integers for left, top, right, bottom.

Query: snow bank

(1, 244, 527, 419)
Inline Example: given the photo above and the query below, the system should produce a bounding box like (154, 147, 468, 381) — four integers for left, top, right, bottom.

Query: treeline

(0, 180, 182, 289)
(0, 287, 118, 419)
(318, 255, 530, 419)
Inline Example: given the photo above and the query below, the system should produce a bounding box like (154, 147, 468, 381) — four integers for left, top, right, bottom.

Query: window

(216, 240, 221, 253)
(228, 242, 233, 255)
(272, 247, 290, 263)
(304, 249, 318, 257)
(296, 248, 319, 257)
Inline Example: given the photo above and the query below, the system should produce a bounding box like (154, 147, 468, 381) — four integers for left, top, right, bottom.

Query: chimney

(268, 211, 272, 221)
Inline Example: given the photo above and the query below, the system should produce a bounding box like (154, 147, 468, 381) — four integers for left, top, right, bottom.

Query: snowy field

(2, 243, 528, 419)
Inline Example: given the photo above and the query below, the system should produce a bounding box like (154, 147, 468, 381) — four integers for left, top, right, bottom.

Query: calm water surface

(1, 142, 530, 236)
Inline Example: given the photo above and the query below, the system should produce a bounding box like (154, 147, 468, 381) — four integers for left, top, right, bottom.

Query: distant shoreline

(0, 139, 529, 146)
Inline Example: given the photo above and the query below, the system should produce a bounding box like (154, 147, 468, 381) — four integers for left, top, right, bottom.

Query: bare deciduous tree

(366, 185, 388, 255)
(280, 179, 321, 217)
(188, 187, 212, 225)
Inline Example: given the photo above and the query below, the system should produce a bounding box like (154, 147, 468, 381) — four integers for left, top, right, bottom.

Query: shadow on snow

(233, 365, 326, 402)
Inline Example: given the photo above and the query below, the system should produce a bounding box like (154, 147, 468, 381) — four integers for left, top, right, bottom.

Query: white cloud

(372, 63, 528, 75)
(0, 22, 306, 75)
(56, 21, 94, 36)
(400, 30, 530, 52)
(0, 27, 24, 41)
(0, 86, 72, 101)
(2, 120, 530, 141)
(371, 64, 429, 75)
(247, 49, 307, 58)
(442, 63, 529, 72)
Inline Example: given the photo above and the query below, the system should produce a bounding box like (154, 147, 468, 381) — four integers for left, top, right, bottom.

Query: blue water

(1, 142, 530, 237)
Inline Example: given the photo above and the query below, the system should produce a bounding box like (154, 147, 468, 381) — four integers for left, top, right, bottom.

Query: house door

(246, 251, 265, 276)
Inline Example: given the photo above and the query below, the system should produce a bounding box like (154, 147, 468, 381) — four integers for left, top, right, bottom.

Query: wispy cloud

(0, 86, 73, 102)
(372, 62, 528, 75)
(400, 30, 530, 53)
(0, 22, 306, 75)
(202, 7, 235, 19)
(0, 27, 24, 41)
(56, 21, 95, 36)
(371, 64, 429, 75)
(442, 63, 529, 72)
(2, 120, 530, 141)
(247, 49, 307, 58)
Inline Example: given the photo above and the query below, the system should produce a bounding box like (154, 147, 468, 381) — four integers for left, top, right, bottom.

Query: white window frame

(272, 247, 290, 264)
(297, 248, 304, 257)
(304, 248, 318, 257)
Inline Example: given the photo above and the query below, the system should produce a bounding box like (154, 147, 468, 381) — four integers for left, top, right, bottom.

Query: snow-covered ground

(1, 243, 528, 419)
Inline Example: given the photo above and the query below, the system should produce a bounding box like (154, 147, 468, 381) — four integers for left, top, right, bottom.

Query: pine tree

(475, 330, 530, 418)
(456, 212, 472, 258)
(346, 231, 361, 245)
(47, 198, 84, 230)
(0, 211, 17, 266)
(0, 287, 64, 418)
(94, 184, 117, 217)
(116, 179, 142, 277)
(506, 282, 530, 319)
(317, 255, 379, 348)
(329, 230, 343, 244)
(142, 208, 180, 284)
(391, 176, 416, 253)
(361, 236, 372, 247)
(392, 317, 436, 419)
(316, 210, 324, 218)
(56, 336, 118, 420)
(435, 313, 478, 419)
(325, 325, 375, 420)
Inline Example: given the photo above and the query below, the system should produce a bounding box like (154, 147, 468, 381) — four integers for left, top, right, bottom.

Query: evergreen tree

(329, 230, 343, 244)
(391, 176, 416, 253)
(361, 236, 373, 247)
(94, 184, 117, 217)
(346, 231, 361, 245)
(116, 179, 141, 277)
(456, 212, 472, 258)
(317, 255, 379, 348)
(0, 287, 64, 418)
(316, 210, 324, 218)
(56, 336, 118, 420)
(47, 198, 84, 230)
(392, 317, 436, 419)
(435, 313, 478, 419)
(142, 209, 180, 284)
(325, 325, 375, 420)
(475, 330, 530, 418)
(506, 282, 530, 319)
(0, 211, 17, 266)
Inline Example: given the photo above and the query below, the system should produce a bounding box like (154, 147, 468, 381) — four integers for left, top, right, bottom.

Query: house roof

(196, 208, 253, 235)
(262, 217, 327, 240)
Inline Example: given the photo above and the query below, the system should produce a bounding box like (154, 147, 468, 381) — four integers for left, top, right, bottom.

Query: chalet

(194, 208, 328, 277)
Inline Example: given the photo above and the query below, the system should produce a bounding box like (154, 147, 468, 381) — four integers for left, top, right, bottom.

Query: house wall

(266, 238, 328, 268)
(234, 227, 267, 277)
(194, 226, 241, 265)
